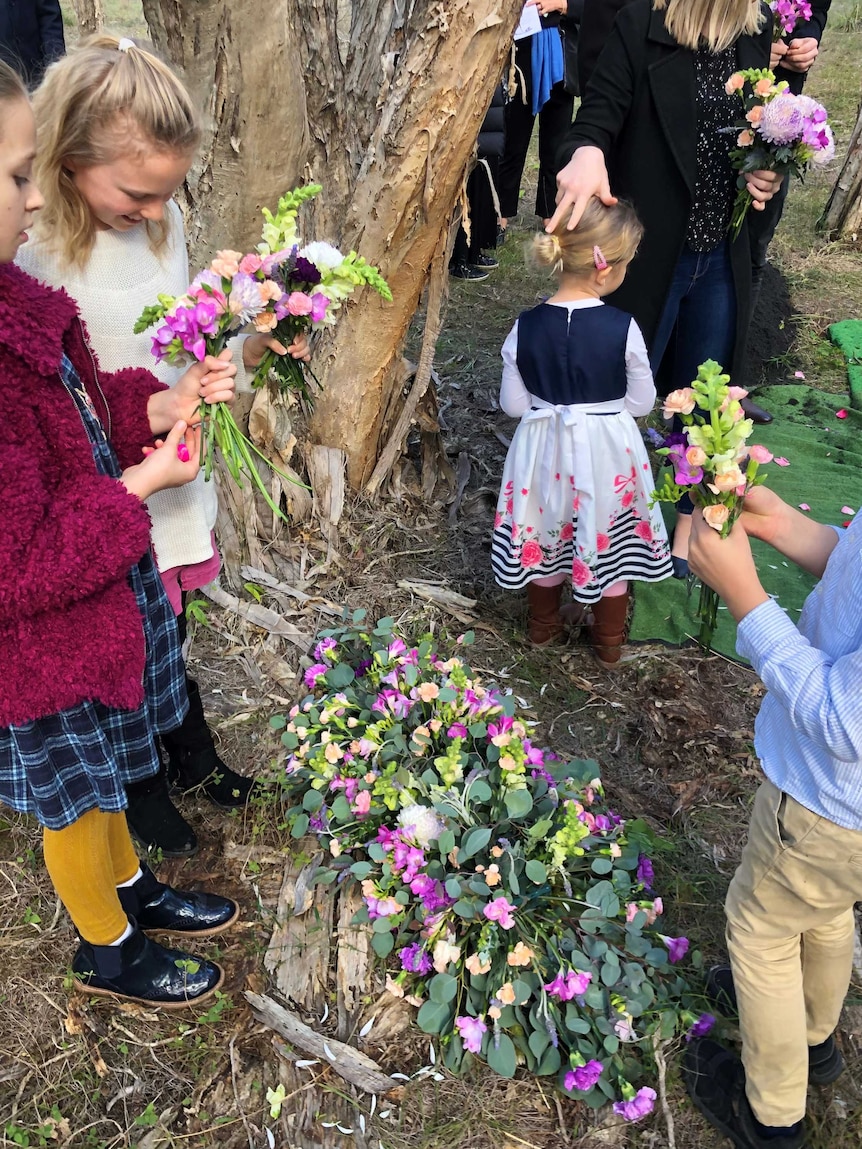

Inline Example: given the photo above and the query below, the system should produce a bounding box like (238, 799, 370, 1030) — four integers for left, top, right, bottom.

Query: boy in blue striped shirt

(683, 485, 862, 1149)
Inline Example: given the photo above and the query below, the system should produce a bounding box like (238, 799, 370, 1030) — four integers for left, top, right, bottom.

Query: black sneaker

(471, 253, 499, 270)
(118, 864, 240, 938)
(450, 262, 489, 281)
(72, 925, 223, 1009)
(496, 225, 507, 247)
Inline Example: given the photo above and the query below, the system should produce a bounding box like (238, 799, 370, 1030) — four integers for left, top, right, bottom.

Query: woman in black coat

(0, 0, 64, 86)
(548, 0, 782, 569)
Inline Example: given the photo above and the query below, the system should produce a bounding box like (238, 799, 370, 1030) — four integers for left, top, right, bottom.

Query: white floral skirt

(491, 406, 672, 603)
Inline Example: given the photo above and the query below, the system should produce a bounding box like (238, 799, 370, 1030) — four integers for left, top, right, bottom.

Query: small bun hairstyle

(32, 34, 201, 267)
(0, 60, 28, 136)
(531, 199, 644, 279)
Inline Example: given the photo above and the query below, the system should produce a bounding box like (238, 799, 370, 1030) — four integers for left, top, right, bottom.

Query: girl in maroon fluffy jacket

(0, 61, 241, 1008)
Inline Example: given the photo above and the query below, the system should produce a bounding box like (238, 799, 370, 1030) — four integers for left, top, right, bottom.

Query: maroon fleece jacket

(0, 263, 170, 726)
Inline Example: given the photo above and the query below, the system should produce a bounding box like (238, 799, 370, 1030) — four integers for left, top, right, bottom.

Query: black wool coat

(558, 0, 772, 384)
(0, 0, 65, 86)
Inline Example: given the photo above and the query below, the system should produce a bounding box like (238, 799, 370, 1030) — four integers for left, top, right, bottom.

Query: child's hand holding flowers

(688, 509, 769, 623)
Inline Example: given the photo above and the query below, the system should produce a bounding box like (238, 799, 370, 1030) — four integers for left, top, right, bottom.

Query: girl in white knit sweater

(20, 35, 309, 856)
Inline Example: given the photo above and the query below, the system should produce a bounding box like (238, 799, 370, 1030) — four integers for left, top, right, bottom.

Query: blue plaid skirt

(0, 355, 188, 830)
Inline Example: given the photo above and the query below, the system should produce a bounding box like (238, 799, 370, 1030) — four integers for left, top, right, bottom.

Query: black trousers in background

(452, 157, 501, 265)
(498, 39, 575, 222)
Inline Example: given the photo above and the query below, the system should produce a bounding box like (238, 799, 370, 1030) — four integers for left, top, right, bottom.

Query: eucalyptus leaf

(371, 931, 394, 958)
(486, 1033, 517, 1079)
(416, 999, 454, 1035)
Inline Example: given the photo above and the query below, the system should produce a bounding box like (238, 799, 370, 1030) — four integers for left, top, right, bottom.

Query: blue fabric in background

(530, 28, 564, 115)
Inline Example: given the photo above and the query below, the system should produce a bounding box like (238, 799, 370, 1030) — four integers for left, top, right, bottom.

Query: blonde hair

(0, 61, 27, 127)
(531, 199, 643, 279)
(652, 0, 765, 52)
(32, 35, 201, 267)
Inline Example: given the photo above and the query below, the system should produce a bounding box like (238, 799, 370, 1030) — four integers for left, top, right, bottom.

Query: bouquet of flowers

(248, 184, 392, 402)
(135, 253, 301, 521)
(274, 614, 707, 1116)
(652, 361, 776, 650)
(725, 67, 834, 239)
(770, 0, 812, 39)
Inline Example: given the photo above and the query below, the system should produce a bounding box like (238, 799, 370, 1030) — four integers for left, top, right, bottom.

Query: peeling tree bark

(820, 91, 862, 243)
(141, 0, 522, 489)
(70, 0, 104, 35)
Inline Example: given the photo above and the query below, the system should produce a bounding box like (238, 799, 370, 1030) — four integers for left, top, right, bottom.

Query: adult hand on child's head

(688, 509, 769, 622)
(747, 169, 783, 210)
(242, 332, 311, 370)
(547, 147, 617, 233)
(784, 37, 819, 72)
(123, 420, 201, 500)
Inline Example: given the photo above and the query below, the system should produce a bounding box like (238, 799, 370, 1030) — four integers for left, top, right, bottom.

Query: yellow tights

(42, 808, 140, 946)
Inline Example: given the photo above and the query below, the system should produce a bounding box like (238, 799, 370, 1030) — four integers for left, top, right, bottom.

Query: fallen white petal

(390, 1073, 410, 1081)
(295, 1059, 318, 1069)
(336, 1125, 354, 1134)
(429, 1043, 436, 1064)
(320, 1002, 330, 1024)
(266, 1129, 276, 1149)
(370, 1095, 377, 1117)
(323, 1042, 337, 1062)
(359, 1018, 375, 1038)
(360, 1115, 367, 1133)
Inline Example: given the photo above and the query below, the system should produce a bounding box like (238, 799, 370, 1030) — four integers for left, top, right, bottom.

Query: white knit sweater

(18, 201, 251, 572)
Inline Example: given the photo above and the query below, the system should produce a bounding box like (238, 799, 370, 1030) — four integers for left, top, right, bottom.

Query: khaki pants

(725, 779, 862, 1126)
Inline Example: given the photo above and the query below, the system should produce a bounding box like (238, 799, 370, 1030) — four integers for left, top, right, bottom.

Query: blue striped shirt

(736, 514, 862, 831)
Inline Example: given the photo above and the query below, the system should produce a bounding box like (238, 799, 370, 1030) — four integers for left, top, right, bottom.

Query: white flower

(299, 241, 344, 272)
(397, 804, 446, 848)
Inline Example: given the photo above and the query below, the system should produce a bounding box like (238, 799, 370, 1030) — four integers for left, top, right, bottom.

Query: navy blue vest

(515, 303, 631, 406)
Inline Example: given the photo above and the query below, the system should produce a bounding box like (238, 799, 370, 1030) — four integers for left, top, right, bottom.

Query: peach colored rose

(737, 130, 754, 147)
(417, 682, 440, 703)
(259, 278, 283, 301)
(211, 249, 243, 278)
(746, 105, 764, 125)
(466, 953, 491, 975)
(485, 864, 501, 887)
(499, 754, 518, 772)
(725, 72, 745, 94)
(685, 446, 707, 467)
(507, 941, 534, 967)
(254, 311, 278, 333)
(754, 78, 773, 96)
(703, 504, 731, 531)
(497, 982, 517, 1005)
(662, 388, 696, 417)
(711, 466, 745, 492)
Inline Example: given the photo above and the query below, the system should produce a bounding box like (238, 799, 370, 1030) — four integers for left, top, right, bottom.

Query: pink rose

(239, 253, 263, 275)
(634, 521, 653, 542)
(596, 533, 610, 553)
(286, 291, 314, 316)
(560, 522, 574, 541)
(702, 504, 730, 531)
(571, 558, 593, 588)
(748, 444, 773, 464)
(725, 72, 745, 94)
(520, 540, 543, 568)
(210, 249, 243, 279)
(662, 388, 696, 417)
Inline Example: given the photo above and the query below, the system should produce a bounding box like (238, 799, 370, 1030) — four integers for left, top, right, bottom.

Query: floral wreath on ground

(273, 614, 712, 1121)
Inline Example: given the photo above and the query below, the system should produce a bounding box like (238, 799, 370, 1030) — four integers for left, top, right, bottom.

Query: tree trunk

(141, 0, 521, 488)
(70, 0, 104, 35)
(819, 89, 862, 243)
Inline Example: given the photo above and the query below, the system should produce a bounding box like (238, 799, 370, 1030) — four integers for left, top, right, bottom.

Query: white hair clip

(118, 38, 135, 52)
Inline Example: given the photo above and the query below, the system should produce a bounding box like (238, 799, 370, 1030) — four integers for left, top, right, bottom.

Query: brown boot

(589, 591, 630, 669)
(526, 582, 564, 646)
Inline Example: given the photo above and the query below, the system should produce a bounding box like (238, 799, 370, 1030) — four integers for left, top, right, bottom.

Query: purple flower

(447, 723, 468, 739)
(228, 271, 266, 324)
(660, 934, 690, 964)
(613, 1087, 657, 1122)
(455, 1015, 487, 1054)
(686, 1013, 716, 1042)
(637, 855, 654, 890)
(544, 968, 593, 1001)
(399, 943, 432, 975)
(664, 435, 703, 486)
(313, 636, 338, 661)
(759, 94, 805, 146)
(304, 662, 329, 689)
(294, 256, 322, 285)
(483, 896, 516, 929)
(530, 766, 555, 786)
(310, 292, 329, 323)
(372, 689, 411, 719)
(565, 1060, 603, 1092)
(392, 841, 425, 883)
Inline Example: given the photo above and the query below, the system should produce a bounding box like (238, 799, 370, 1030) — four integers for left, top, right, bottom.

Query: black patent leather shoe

(118, 864, 239, 938)
(740, 396, 774, 425)
(72, 924, 224, 1009)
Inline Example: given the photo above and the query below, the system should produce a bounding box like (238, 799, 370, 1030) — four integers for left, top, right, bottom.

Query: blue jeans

(650, 241, 737, 392)
(652, 243, 737, 518)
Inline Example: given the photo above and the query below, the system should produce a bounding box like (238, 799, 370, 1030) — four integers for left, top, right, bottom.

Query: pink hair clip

(593, 245, 608, 271)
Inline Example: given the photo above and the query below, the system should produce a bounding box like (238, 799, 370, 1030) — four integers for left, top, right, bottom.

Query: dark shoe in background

(125, 760, 198, 858)
(449, 262, 490, 282)
(741, 396, 774, 425)
(472, 252, 499, 271)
